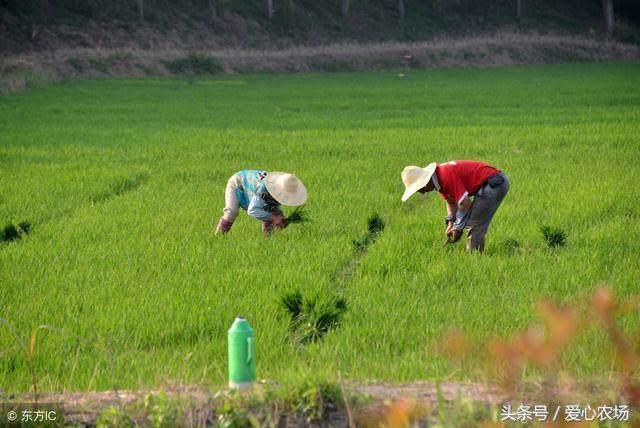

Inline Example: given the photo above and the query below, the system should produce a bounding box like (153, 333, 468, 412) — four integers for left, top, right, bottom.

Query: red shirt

(435, 160, 500, 205)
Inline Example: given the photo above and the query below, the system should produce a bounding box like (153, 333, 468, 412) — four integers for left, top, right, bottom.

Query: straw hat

(265, 172, 308, 206)
(401, 163, 437, 202)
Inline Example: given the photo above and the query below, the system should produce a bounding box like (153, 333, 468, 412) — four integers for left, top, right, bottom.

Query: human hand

(273, 217, 288, 230)
(447, 228, 462, 243)
(262, 221, 274, 236)
(445, 222, 455, 235)
(270, 213, 285, 227)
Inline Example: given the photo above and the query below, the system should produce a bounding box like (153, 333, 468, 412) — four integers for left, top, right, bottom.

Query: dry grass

(2, 33, 639, 94)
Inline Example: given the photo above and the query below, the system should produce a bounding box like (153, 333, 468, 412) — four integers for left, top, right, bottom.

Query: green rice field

(1, 61, 639, 392)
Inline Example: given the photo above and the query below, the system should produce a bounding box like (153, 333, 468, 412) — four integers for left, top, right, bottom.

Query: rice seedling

(1, 221, 31, 243)
(540, 225, 568, 248)
(286, 206, 310, 226)
(353, 213, 385, 252)
(366, 213, 385, 235)
(279, 290, 348, 345)
(1, 223, 20, 242)
(279, 290, 304, 322)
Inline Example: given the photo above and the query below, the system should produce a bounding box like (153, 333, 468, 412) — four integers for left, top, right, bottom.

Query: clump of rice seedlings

(17, 221, 31, 234)
(2, 224, 20, 242)
(504, 238, 520, 252)
(279, 290, 304, 320)
(286, 207, 310, 226)
(540, 225, 568, 248)
(353, 236, 370, 252)
(1, 221, 31, 243)
(367, 213, 385, 234)
(279, 290, 348, 345)
(353, 213, 385, 252)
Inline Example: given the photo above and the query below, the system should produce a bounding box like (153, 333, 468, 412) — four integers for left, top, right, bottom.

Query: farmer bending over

(401, 160, 509, 252)
(215, 170, 307, 236)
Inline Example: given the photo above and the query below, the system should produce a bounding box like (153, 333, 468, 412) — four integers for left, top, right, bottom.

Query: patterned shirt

(234, 170, 280, 221)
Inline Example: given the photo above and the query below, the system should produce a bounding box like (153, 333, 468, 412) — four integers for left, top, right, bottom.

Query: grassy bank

(2, 34, 639, 94)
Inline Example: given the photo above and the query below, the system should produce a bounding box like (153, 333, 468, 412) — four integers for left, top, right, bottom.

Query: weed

(540, 224, 568, 248)
(96, 406, 133, 428)
(217, 399, 252, 428)
(144, 390, 179, 427)
(291, 381, 342, 423)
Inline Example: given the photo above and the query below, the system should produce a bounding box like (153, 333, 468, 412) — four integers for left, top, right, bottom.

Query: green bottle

(228, 317, 256, 390)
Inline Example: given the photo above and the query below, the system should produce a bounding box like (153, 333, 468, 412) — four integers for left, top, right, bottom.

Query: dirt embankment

(5, 382, 505, 426)
(6, 380, 625, 427)
(1, 33, 639, 94)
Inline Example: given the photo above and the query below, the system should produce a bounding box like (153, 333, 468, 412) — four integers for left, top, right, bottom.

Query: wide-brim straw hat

(265, 172, 308, 206)
(401, 163, 437, 202)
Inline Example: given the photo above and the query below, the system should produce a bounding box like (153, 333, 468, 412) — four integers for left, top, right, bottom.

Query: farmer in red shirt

(401, 160, 510, 252)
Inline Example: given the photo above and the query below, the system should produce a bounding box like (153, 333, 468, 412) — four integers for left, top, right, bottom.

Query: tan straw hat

(401, 163, 437, 202)
(265, 172, 308, 206)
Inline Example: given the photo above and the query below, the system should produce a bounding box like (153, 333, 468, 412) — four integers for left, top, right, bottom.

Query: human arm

(459, 196, 472, 212)
(453, 195, 472, 230)
(445, 201, 457, 241)
(445, 201, 457, 230)
(248, 196, 284, 224)
(438, 165, 472, 243)
(440, 170, 469, 232)
(447, 195, 472, 243)
(445, 196, 472, 243)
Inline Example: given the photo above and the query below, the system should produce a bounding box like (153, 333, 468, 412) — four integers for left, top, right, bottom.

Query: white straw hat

(265, 172, 308, 206)
(401, 163, 437, 202)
